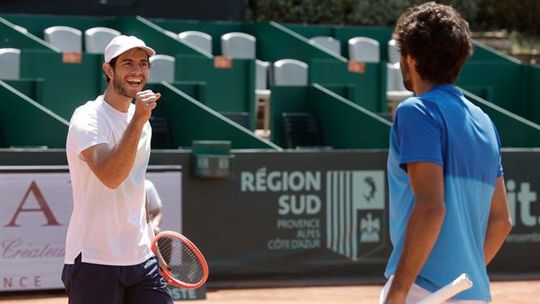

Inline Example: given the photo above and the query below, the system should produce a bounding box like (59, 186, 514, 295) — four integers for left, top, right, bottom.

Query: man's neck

(413, 80, 436, 95)
(103, 86, 132, 113)
(405, 55, 437, 96)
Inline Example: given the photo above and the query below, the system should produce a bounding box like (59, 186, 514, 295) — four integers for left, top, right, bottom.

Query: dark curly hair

(393, 1, 473, 84)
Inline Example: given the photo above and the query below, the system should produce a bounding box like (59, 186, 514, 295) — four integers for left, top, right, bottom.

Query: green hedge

(476, 0, 540, 36)
(248, 0, 478, 26)
(247, 0, 539, 36)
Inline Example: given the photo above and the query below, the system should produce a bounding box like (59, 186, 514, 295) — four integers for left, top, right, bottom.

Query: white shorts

(379, 276, 490, 304)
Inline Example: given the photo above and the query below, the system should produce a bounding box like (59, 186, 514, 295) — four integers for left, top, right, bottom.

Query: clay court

(1, 279, 539, 303)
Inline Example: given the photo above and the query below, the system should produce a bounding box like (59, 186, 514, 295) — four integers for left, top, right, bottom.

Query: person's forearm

(152, 212, 163, 230)
(484, 177, 512, 265)
(385, 201, 445, 303)
(95, 119, 145, 189)
(484, 217, 512, 265)
(153, 212, 163, 226)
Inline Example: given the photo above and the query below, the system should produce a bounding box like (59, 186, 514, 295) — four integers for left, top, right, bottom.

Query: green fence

(459, 62, 533, 123)
(269, 83, 391, 149)
(175, 55, 257, 127)
(19, 50, 102, 120)
(310, 59, 385, 112)
(1, 14, 539, 149)
(153, 82, 279, 150)
(253, 22, 342, 63)
(524, 65, 540, 124)
(1, 14, 117, 39)
(0, 16, 57, 51)
(464, 90, 540, 148)
(469, 40, 521, 63)
(0, 80, 68, 148)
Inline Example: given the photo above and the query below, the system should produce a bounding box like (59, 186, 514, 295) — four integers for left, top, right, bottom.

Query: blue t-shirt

(385, 84, 503, 301)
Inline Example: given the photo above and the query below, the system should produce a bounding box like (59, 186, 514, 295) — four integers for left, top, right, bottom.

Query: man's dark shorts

(62, 254, 173, 304)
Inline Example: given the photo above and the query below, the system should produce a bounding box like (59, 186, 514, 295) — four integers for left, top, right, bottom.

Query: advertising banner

(491, 151, 540, 272)
(183, 151, 391, 277)
(183, 150, 540, 278)
(0, 167, 182, 291)
(1, 149, 538, 290)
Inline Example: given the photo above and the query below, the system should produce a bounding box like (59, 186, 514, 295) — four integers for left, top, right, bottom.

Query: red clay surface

(1, 280, 539, 303)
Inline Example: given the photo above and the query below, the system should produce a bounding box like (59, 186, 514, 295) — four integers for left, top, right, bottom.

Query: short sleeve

(492, 122, 504, 177)
(145, 180, 162, 211)
(394, 98, 443, 170)
(68, 107, 108, 155)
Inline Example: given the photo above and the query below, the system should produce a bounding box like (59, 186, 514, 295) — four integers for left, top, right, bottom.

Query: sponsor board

(240, 168, 387, 262)
(0, 167, 182, 292)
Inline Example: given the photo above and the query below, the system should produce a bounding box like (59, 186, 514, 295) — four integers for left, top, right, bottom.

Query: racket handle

(417, 273, 473, 304)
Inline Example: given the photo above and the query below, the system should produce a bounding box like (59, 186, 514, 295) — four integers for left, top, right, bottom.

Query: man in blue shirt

(382, 2, 512, 303)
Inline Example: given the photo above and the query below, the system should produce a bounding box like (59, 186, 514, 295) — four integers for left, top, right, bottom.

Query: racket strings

(157, 236, 205, 284)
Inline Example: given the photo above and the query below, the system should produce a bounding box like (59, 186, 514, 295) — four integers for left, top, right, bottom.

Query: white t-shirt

(145, 179, 162, 212)
(64, 95, 153, 266)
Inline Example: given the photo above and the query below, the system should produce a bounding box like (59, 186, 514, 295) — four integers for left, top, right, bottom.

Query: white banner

(0, 168, 182, 292)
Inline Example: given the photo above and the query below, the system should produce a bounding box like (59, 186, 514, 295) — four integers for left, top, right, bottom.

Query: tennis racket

(417, 273, 473, 304)
(151, 230, 209, 289)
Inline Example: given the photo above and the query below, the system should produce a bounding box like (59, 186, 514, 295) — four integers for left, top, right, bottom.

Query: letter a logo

(4, 181, 61, 227)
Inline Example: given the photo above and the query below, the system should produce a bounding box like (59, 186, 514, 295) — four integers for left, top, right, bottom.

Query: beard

(112, 76, 140, 99)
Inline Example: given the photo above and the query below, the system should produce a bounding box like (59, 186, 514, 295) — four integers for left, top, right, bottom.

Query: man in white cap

(62, 35, 173, 303)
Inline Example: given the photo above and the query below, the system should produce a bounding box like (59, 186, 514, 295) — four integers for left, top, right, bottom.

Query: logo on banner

(5, 181, 61, 227)
(506, 178, 540, 243)
(360, 213, 380, 243)
(506, 180, 539, 227)
(326, 171, 385, 261)
(240, 168, 386, 259)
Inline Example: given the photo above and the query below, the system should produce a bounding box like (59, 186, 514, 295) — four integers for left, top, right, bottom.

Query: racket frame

(417, 273, 473, 304)
(151, 230, 209, 289)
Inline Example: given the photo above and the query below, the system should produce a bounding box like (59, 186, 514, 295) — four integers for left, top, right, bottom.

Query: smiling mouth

(127, 79, 143, 86)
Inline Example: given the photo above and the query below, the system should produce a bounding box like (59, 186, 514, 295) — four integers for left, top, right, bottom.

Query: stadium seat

(348, 37, 380, 63)
(221, 32, 256, 59)
(272, 59, 308, 86)
(386, 62, 414, 118)
(0, 48, 21, 80)
(220, 111, 251, 130)
(282, 112, 325, 149)
(388, 39, 400, 64)
(84, 27, 121, 54)
(43, 26, 82, 53)
(148, 54, 175, 84)
(178, 31, 213, 56)
(309, 36, 341, 55)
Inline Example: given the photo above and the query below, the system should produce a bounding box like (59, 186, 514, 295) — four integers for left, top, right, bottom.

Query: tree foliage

(247, 0, 539, 35)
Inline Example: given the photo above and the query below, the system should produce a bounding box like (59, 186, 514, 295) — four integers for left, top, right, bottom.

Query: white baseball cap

(104, 35, 156, 63)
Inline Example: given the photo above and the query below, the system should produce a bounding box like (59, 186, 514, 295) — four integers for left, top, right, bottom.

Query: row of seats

(43, 25, 120, 53)
(309, 36, 400, 64)
(173, 30, 398, 64)
(12, 24, 407, 95)
(1, 26, 410, 142)
(0, 45, 409, 120)
(39, 25, 255, 60)
(19, 23, 398, 63)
